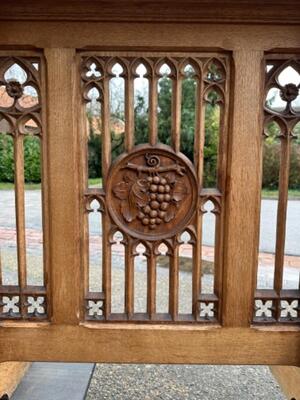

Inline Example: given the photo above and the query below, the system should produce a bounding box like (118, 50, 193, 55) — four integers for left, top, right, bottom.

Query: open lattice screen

(253, 55, 300, 325)
(80, 52, 230, 323)
(0, 55, 48, 320)
(0, 51, 299, 327)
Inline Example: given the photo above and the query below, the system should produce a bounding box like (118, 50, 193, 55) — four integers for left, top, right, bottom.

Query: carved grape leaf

(173, 181, 188, 202)
(113, 181, 130, 200)
(121, 202, 136, 222)
(131, 179, 149, 207)
(164, 207, 175, 222)
(123, 170, 136, 183)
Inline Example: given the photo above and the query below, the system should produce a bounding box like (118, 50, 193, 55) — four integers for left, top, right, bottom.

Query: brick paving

(1, 227, 299, 268)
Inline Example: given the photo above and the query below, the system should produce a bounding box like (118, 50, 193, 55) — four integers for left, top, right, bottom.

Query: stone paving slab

(11, 363, 94, 400)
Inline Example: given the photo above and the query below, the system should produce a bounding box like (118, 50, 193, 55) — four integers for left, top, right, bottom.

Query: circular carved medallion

(106, 144, 198, 241)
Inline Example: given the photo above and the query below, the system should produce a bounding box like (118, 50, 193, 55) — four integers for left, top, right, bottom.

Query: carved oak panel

(106, 144, 198, 241)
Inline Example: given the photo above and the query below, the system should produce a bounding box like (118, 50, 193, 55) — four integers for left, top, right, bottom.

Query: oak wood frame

(0, 15, 299, 366)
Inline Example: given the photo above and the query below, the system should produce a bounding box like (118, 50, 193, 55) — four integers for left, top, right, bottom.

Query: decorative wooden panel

(0, 54, 48, 320)
(80, 52, 229, 323)
(253, 55, 300, 325)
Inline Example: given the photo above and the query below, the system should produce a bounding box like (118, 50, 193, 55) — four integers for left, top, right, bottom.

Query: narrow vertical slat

(169, 247, 179, 320)
(14, 134, 26, 316)
(125, 66, 134, 152)
(149, 71, 158, 146)
(193, 211, 202, 319)
(40, 56, 51, 318)
(78, 57, 90, 316)
(102, 75, 111, 188)
(84, 207, 90, 298)
(44, 48, 80, 325)
(125, 240, 134, 318)
(171, 75, 182, 152)
(102, 67, 112, 318)
(274, 135, 291, 318)
(102, 213, 111, 318)
(193, 74, 205, 319)
(213, 210, 222, 306)
(194, 76, 205, 184)
(222, 50, 264, 327)
(147, 252, 156, 318)
(214, 71, 229, 311)
(214, 93, 230, 318)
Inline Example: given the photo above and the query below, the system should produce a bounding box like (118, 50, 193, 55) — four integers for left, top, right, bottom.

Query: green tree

(24, 136, 41, 182)
(0, 134, 14, 182)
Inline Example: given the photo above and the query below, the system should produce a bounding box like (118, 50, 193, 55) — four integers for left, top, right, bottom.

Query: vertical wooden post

(44, 48, 80, 325)
(222, 50, 264, 327)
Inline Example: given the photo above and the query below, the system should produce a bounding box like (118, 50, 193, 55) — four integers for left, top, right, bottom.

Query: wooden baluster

(147, 250, 156, 319)
(169, 245, 178, 320)
(125, 239, 134, 318)
(193, 70, 205, 320)
(102, 74, 111, 189)
(149, 68, 158, 146)
(125, 63, 134, 152)
(171, 70, 182, 153)
(14, 133, 26, 317)
(274, 133, 291, 320)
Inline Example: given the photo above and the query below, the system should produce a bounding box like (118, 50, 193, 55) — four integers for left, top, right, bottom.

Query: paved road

(0, 190, 299, 255)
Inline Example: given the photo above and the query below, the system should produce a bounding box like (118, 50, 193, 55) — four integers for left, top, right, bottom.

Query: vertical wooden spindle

(149, 70, 158, 146)
(125, 240, 134, 318)
(274, 134, 291, 319)
(169, 246, 179, 320)
(147, 252, 156, 319)
(171, 74, 182, 152)
(14, 134, 26, 317)
(125, 65, 134, 152)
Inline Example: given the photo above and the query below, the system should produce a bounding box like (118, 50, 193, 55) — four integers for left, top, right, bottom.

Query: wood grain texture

(0, 1, 300, 24)
(222, 50, 264, 327)
(0, 15, 299, 366)
(0, 324, 299, 366)
(44, 48, 80, 325)
(271, 366, 300, 399)
(0, 362, 30, 397)
(1, 23, 300, 52)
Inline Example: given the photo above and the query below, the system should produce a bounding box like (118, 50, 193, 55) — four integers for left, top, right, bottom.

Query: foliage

(1, 80, 299, 191)
(24, 136, 41, 182)
(0, 134, 14, 182)
(262, 121, 300, 190)
(0, 134, 41, 183)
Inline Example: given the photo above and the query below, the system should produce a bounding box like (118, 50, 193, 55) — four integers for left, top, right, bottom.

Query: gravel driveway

(86, 364, 285, 400)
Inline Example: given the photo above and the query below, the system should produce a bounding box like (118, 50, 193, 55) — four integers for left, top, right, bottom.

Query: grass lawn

(261, 189, 300, 200)
(0, 178, 102, 190)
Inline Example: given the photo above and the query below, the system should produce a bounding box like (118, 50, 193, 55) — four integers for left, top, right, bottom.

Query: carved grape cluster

(137, 174, 172, 229)
(111, 151, 190, 234)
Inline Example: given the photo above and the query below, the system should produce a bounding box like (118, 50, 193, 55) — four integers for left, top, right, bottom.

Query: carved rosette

(106, 145, 198, 240)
